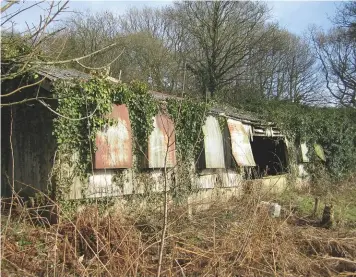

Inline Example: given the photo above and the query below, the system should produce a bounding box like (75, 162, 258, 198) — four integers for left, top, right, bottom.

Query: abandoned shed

(1, 67, 309, 201)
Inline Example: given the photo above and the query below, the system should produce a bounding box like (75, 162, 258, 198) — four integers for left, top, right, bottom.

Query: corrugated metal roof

(37, 67, 182, 101)
(36, 66, 282, 134)
(37, 66, 90, 81)
(149, 90, 184, 101)
(210, 107, 261, 124)
(95, 104, 132, 169)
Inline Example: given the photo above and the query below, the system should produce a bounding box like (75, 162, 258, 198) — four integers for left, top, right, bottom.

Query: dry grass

(1, 187, 356, 277)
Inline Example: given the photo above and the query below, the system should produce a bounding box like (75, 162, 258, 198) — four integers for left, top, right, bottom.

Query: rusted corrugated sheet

(95, 104, 132, 169)
(202, 116, 225, 168)
(227, 119, 256, 167)
(147, 114, 176, 168)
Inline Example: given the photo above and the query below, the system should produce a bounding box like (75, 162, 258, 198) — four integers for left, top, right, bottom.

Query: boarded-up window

(95, 104, 132, 169)
(146, 114, 176, 168)
(199, 116, 225, 169)
(227, 119, 256, 166)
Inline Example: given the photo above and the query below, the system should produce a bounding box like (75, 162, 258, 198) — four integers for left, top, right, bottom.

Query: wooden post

(312, 197, 319, 217)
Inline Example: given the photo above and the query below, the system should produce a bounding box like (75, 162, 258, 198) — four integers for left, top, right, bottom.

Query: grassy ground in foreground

(1, 182, 356, 277)
(278, 180, 356, 228)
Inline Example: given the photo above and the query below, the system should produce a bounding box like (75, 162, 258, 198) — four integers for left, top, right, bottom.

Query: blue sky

(269, 1, 338, 35)
(2, 1, 340, 35)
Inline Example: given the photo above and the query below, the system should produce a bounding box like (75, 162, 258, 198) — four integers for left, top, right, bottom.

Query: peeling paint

(227, 119, 256, 167)
(95, 104, 132, 169)
(146, 114, 176, 168)
(202, 116, 225, 168)
(196, 174, 216, 189)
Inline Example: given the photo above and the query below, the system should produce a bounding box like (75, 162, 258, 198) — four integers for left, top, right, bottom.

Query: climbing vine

(52, 71, 355, 202)
(167, 98, 210, 161)
(238, 100, 356, 180)
(52, 75, 158, 198)
(52, 74, 212, 200)
(218, 116, 228, 133)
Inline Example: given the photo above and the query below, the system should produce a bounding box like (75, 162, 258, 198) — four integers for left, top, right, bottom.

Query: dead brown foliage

(1, 193, 356, 277)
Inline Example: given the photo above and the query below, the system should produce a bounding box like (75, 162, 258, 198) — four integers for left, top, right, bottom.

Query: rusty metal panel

(147, 114, 176, 168)
(227, 119, 256, 167)
(202, 116, 225, 168)
(95, 104, 132, 169)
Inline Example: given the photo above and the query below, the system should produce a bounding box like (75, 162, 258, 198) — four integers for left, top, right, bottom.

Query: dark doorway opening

(250, 137, 288, 177)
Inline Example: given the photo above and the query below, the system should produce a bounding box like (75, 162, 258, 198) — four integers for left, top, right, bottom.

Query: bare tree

(310, 2, 356, 108)
(1, 1, 122, 106)
(267, 32, 322, 104)
(116, 6, 194, 93)
(333, 2, 356, 39)
(170, 1, 269, 98)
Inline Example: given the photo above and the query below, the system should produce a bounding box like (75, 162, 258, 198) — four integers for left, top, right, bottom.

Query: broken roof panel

(227, 119, 256, 167)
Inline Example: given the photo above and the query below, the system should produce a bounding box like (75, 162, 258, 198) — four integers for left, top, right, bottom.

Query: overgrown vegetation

(2, 1, 356, 276)
(52, 78, 154, 196)
(52, 76, 211, 199)
(238, 100, 356, 180)
(167, 98, 210, 160)
(2, 179, 356, 277)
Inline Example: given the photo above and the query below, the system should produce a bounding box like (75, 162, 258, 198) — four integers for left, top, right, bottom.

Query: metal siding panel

(300, 142, 309, 162)
(202, 116, 225, 168)
(95, 104, 132, 169)
(314, 143, 326, 161)
(196, 174, 216, 189)
(147, 114, 176, 168)
(87, 170, 133, 198)
(221, 171, 243, 188)
(227, 119, 256, 167)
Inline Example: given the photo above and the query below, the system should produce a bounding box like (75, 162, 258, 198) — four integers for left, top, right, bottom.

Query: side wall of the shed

(1, 91, 57, 198)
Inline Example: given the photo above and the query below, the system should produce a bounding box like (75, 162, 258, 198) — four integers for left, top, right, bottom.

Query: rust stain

(146, 114, 176, 168)
(227, 119, 256, 167)
(95, 104, 132, 169)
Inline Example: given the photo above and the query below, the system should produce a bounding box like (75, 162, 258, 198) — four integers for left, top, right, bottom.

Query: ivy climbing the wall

(238, 100, 356, 180)
(53, 76, 158, 198)
(167, 98, 211, 161)
(52, 75, 212, 199)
